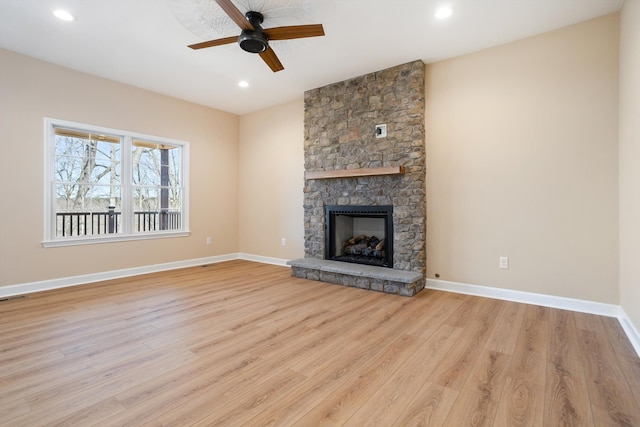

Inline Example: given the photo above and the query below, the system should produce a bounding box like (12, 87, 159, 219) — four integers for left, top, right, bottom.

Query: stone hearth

(291, 60, 426, 296)
(288, 258, 424, 297)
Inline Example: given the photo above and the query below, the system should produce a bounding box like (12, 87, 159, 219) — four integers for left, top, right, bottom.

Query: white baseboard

(237, 253, 291, 267)
(0, 253, 294, 299)
(426, 278, 639, 357)
(618, 306, 640, 357)
(425, 278, 619, 317)
(0, 253, 241, 298)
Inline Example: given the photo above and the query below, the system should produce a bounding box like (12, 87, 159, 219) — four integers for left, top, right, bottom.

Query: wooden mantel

(305, 166, 405, 180)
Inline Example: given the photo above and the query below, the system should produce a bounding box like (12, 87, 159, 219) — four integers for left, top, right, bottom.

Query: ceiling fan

(188, 0, 325, 72)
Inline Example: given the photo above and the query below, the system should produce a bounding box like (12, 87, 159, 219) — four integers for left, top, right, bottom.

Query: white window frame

(43, 118, 190, 247)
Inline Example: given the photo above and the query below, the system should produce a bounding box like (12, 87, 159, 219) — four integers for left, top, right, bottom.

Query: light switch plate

(499, 256, 509, 269)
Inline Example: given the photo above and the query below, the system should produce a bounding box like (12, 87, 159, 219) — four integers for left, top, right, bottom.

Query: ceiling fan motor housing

(239, 30, 268, 53)
(239, 11, 268, 53)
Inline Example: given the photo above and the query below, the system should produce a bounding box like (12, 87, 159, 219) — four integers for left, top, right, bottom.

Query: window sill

(42, 231, 190, 248)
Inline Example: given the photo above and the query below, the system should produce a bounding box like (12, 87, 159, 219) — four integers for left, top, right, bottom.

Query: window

(44, 118, 189, 246)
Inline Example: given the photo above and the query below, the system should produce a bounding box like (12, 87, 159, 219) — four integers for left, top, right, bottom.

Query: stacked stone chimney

(303, 60, 426, 275)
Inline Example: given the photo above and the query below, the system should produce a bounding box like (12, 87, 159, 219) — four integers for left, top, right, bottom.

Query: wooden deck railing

(56, 207, 181, 237)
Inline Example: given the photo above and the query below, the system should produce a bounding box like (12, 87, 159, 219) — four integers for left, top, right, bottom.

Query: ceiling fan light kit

(188, 0, 325, 72)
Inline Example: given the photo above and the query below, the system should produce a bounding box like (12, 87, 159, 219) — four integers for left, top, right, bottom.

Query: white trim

(181, 142, 190, 232)
(43, 119, 54, 241)
(618, 306, 640, 356)
(0, 253, 240, 298)
(237, 253, 291, 267)
(426, 278, 639, 357)
(42, 231, 190, 248)
(0, 253, 291, 298)
(425, 279, 619, 317)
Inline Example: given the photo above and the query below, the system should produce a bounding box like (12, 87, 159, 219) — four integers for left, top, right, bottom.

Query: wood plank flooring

(1, 260, 639, 426)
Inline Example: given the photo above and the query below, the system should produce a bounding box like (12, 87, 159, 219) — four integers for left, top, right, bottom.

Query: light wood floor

(1, 260, 639, 426)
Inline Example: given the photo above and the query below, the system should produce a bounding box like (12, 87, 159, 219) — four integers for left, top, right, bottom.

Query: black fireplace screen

(325, 205, 393, 268)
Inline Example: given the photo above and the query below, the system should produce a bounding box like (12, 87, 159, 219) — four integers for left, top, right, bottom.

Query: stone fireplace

(288, 60, 426, 296)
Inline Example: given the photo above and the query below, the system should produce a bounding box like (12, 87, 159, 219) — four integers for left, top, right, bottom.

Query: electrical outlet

(499, 256, 509, 269)
(281, 238, 286, 246)
(206, 237, 212, 245)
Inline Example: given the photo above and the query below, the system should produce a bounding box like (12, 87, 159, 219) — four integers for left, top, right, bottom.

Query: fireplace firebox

(325, 205, 393, 268)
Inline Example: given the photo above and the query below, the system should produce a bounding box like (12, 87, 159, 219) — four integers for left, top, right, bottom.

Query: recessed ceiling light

(238, 81, 249, 88)
(435, 5, 453, 20)
(53, 9, 75, 21)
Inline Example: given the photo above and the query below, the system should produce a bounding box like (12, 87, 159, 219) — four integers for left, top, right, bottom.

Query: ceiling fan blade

(264, 24, 325, 41)
(188, 35, 238, 50)
(214, 0, 253, 31)
(259, 47, 284, 72)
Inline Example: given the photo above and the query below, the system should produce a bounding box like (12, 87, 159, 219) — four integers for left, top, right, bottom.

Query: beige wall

(619, 2, 640, 329)
(238, 99, 305, 260)
(0, 48, 239, 287)
(426, 14, 620, 303)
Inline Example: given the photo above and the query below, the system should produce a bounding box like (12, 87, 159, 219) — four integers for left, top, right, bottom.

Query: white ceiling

(0, 0, 624, 115)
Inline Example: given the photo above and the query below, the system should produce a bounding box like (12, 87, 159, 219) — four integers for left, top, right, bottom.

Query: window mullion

(121, 135, 133, 235)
